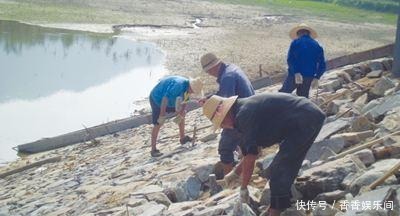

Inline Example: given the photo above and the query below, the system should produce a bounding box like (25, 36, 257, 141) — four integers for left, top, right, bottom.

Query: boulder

(370, 77, 396, 97)
(312, 203, 343, 216)
(382, 58, 393, 71)
(378, 108, 400, 133)
(194, 203, 230, 216)
(295, 158, 360, 200)
(320, 80, 342, 92)
(350, 116, 376, 132)
(146, 192, 172, 207)
(306, 137, 346, 163)
(368, 61, 385, 72)
(354, 93, 368, 111)
(326, 100, 352, 116)
(367, 70, 383, 78)
(349, 159, 400, 195)
(315, 118, 352, 142)
(366, 94, 400, 119)
(344, 186, 399, 216)
(352, 149, 375, 166)
(330, 131, 374, 147)
(341, 172, 362, 190)
(192, 160, 215, 183)
(128, 201, 166, 216)
(314, 190, 347, 203)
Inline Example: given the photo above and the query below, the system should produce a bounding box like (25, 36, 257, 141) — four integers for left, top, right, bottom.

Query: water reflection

(0, 20, 163, 102)
(0, 21, 166, 163)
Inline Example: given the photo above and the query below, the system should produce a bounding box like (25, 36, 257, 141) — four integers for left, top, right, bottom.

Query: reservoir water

(0, 20, 166, 163)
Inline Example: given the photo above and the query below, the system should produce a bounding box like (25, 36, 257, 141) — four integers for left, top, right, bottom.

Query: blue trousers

(279, 75, 314, 98)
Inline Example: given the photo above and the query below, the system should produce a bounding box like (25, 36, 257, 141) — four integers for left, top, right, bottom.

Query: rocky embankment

(0, 57, 399, 216)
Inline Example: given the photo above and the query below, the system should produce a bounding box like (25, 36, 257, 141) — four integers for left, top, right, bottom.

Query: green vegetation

(216, 0, 397, 24)
(310, 0, 398, 14)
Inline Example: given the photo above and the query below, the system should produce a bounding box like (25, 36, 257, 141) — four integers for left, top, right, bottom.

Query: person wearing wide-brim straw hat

(202, 92, 325, 215)
(289, 23, 318, 39)
(279, 23, 326, 98)
(149, 75, 203, 157)
(200, 52, 255, 176)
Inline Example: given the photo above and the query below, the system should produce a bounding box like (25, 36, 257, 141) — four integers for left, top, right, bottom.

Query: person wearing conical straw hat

(149, 75, 203, 157)
(202, 92, 325, 215)
(200, 52, 255, 175)
(279, 23, 326, 98)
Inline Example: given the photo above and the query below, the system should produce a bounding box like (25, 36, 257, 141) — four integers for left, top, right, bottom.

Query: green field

(0, 0, 397, 25)
(216, 0, 397, 24)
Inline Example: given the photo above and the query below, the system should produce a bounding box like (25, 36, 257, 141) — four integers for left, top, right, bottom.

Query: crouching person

(202, 93, 325, 215)
(149, 75, 203, 157)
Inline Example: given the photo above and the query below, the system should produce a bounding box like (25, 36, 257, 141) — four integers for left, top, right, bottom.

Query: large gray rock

(330, 131, 374, 148)
(352, 149, 376, 167)
(326, 100, 352, 116)
(185, 176, 202, 200)
(370, 77, 396, 97)
(349, 159, 400, 195)
(362, 99, 383, 114)
(315, 118, 351, 142)
(378, 108, 400, 133)
(128, 201, 166, 216)
(350, 116, 376, 132)
(320, 80, 343, 92)
(146, 192, 172, 207)
(306, 137, 346, 163)
(167, 201, 202, 215)
(368, 61, 385, 72)
(296, 158, 361, 200)
(314, 190, 347, 203)
(367, 94, 400, 119)
(382, 58, 393, 72)
(367, 70, 383, 78)
(195, 203, 230, 216)
(344, 186, 399, 216)
(193, 160, 215, 183)
(313, 203, 343, 216)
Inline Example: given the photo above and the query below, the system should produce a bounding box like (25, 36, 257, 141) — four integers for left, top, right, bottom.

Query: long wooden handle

(331, 130, 400, 161)
(369, 161, 400, 190)
(0, 156, 61, 178)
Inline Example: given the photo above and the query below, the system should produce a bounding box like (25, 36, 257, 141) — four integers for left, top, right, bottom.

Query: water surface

(0, 21, 165, 163)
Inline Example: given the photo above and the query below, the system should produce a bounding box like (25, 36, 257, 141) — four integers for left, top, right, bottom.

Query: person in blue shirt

(149, 75, 203, 157)
(200, 53, 255, 175)
(280, 23, 326, 98)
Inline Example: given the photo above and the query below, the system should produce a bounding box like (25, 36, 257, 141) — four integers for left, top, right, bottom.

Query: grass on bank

(216, 0, 397, 25)
(0, 0, 397, 25)
(0, 1, 132, 24)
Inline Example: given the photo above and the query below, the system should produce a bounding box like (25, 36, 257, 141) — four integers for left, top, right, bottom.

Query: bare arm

(241, 154, 257, 189)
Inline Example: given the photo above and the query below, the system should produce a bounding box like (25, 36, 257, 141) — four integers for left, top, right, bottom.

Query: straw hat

(289, 23, 318, 39)
(189, 77, 204, 95)
(200, 53, 221, 72)
(203, 95, 238, 129)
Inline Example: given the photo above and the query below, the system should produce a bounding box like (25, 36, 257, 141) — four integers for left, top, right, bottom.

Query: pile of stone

(0, 57, 399, 216)
(256, 57, 400, 216)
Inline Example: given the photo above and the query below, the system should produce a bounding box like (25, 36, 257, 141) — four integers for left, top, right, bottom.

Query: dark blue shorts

(149, 97, 175, 125)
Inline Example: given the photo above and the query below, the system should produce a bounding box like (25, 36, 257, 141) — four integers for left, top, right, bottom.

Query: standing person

(279, 23, 326, 98)
(149, 75, 203, 157)
(200, 53, 255, 175)
(202, 93, 325, 215)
